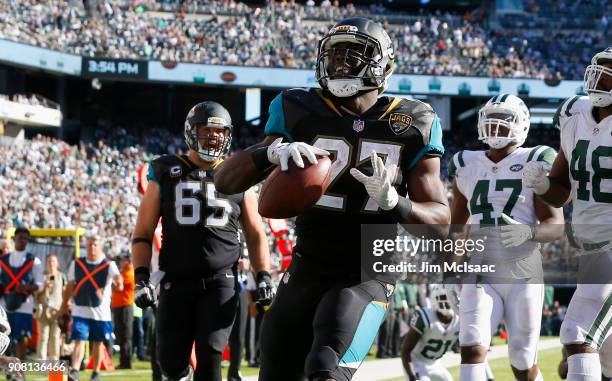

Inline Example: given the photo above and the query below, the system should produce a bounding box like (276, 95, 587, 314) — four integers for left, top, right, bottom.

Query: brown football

(258, 156, 332, 219)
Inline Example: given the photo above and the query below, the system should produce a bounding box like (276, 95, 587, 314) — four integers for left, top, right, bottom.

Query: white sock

(484, 361, 494, 380)
(567, 353, 601, 381)
(461, 363, 487, 381)
(534, 369, 544, 381)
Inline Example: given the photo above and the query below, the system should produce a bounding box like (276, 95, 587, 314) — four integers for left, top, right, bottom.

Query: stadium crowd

(0, 0, 607, 79)
(0, 93, 58, 109)
(0, 135, 145, 259)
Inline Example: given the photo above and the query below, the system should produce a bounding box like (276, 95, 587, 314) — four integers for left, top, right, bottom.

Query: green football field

(382, 347, 563, 381)
(22, 342, 563, 381)
(22, 355, 261, 381)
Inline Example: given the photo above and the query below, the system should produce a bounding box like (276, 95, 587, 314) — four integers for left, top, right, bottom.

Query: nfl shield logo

(353, 119, 365, 132)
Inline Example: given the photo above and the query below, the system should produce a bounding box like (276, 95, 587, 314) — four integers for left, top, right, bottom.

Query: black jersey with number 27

(264, 88, 444, 274)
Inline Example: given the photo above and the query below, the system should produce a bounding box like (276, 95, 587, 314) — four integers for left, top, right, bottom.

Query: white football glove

(267, 137, 330, 171)
(522, 161, 551, 195)
(350, 151, 399, 210)
(499, 213, 535, 248)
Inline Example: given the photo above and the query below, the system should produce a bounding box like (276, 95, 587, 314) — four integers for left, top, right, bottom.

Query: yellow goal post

(4, 227, 86, 271)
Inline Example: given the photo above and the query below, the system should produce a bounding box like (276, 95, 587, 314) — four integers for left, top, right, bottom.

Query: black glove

(255, 271, 275, 310)
(134, 267, 156, 309)
(0, 283, 4, 297)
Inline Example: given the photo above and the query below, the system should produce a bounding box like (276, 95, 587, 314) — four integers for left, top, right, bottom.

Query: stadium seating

(0, 0, 607, 79)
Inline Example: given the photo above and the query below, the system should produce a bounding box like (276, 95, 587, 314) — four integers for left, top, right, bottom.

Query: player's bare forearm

(240, 190, 271, 274)
(132, 243, 153, 271)
(407, 201, 451, 226)
(132, 182, 161, 270)
(448, 180, 471, 267)
(533, 197, 565, 242)
(538, 180, 572, 208)
(246, 233, 270, 274)
(402, 155, 450, 237)
(214, 136, 279, 194)
(401, 329, 421, 380)
(537, 148, 572, 208)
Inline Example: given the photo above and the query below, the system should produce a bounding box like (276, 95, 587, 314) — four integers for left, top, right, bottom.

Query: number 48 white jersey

(556, 96, 612, 244)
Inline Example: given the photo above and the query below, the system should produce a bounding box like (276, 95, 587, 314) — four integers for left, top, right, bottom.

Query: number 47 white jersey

(448, 146, 556, 265)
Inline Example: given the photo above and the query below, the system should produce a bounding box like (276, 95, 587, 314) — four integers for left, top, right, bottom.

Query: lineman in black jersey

(215, 18, 450, 381)
(132, 101, 272, 381)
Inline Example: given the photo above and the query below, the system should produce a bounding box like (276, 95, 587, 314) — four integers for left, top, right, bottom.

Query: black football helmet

(316, 17, 395, 97)
(184, 101, 232, 162)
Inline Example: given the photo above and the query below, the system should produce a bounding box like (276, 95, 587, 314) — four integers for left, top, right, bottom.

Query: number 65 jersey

(556, 96, 612, 244)
(264, 88, 444, 274)
(147, 154, 244, 279)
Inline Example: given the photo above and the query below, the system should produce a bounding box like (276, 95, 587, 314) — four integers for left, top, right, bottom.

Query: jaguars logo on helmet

(184, 101, 233, 162)
(316, 17, 395, 98)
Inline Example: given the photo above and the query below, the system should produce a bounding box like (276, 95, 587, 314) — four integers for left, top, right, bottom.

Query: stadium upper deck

(0, 0, 608, 80)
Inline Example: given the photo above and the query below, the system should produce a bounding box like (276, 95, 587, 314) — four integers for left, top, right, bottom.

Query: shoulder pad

(151, 154, 182, 171)
(448, 150, 466, 179)
(553, 96, 590, 129)
(454, 149, 481, 168)
(409, 309, 427, 334)
(527, 145, 557, 165)
(150, 155, 190, 181)
(391, 99, 435, 144)
(410, 310, 426, 335)
(283, 88, 340, 117)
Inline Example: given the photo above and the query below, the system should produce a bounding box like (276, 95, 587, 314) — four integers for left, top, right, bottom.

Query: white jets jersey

(448, 146, 556, 268)
(556, 96, 612, 246)
(409, 307, 459, 365)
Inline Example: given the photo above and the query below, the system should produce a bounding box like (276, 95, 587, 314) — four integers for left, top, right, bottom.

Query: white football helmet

(584, 47, 612, 107)
(477, 94, 530, 149)
(430, 284, 460, 318)
(0, 306, 11, 355)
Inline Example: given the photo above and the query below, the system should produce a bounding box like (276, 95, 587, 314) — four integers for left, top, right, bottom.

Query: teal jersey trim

(407, 114, 445, 170)
(264, 93, 294, 142)
(146, 162, 159, 184)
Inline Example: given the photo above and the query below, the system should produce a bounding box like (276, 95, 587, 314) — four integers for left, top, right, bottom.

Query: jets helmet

(431, 284, 460, 318)
(584, 46, 612, 107)
(478, 94, 530, 149)
(316, 17, 395, 98)
(184, 101, 233, 162)
(0, 306, 10, 355)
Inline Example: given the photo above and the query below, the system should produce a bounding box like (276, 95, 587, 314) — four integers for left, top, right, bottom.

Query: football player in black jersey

(215, 18, 450, 381)
(132, 101, 273, 381)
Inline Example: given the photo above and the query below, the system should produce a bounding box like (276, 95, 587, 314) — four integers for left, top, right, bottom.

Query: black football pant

(258, 254, 391, 381)
(156, 270, 238, 381)
(112, 305, 133, 368)
(228, 288, 248, 381)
